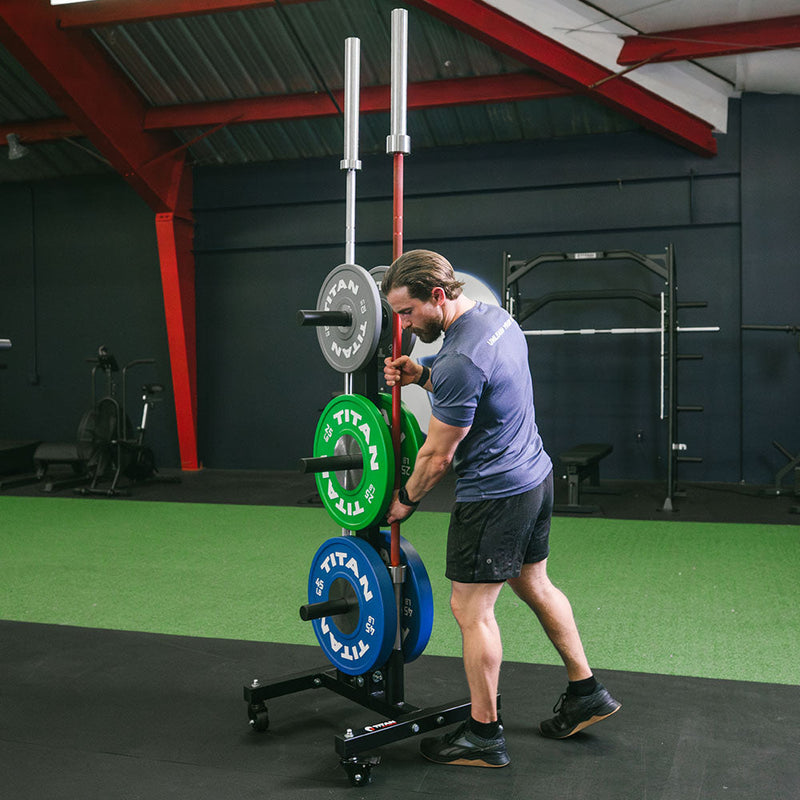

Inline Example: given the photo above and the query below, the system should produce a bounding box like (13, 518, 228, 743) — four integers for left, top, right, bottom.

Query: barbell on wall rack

(522, 316, 721, 422)
(742, 324, 800, 353)
(523, 326, 720, 336)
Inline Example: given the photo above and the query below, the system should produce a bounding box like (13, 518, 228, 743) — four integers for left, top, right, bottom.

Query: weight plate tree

(376, 530, 433, 663)
(306, 535, 397, 675)
(313, 393, 395, 529)
(313, 263, 382, 373)
(243, 15, 476, 786)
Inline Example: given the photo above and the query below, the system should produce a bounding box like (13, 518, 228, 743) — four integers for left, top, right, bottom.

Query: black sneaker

(539, 683, 621, 739)
(420, 721, 510, 768)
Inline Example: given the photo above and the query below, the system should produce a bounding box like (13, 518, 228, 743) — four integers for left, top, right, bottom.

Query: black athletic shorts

(445, 470, 553, 583)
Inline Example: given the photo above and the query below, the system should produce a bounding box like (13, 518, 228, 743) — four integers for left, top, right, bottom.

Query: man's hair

(381, 249, 464, 301)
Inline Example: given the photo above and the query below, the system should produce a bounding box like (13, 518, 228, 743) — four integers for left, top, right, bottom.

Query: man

(382, 249, 620, 768)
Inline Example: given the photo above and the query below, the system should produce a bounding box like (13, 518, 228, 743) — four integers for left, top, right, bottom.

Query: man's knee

(449, 582, 503, 627)
(508, 562, 556, 606)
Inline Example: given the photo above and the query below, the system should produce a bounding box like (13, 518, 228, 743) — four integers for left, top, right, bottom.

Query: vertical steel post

(387, 8, 411, 573)
(663, 246, 677, 512)
(341, 36, 361, 266)
(385, 10, 412, 685)
(341, 36, 361, 398)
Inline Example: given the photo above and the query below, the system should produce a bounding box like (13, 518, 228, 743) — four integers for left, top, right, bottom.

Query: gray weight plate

(316, 263, 382, 373)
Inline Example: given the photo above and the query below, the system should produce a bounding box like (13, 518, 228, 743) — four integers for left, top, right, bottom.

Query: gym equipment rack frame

(503, 246, 718, 512)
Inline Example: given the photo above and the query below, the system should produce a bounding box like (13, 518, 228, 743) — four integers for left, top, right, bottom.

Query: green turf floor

(1, 495, 797, 685)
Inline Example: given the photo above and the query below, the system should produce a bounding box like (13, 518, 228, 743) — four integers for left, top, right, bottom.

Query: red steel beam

(0, 0, 190, 212)
(619, 14, 800, 65)
(406, 0, 717, 156)
(0, 117, 81, 142)
(56, 0, 319, 29)
(156, 211, 200, 471)
(2, 73, 570, 147)
(145, 73, 571, 130)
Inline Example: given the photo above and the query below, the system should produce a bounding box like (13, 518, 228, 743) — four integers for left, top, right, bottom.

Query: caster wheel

(247, 702, 269, 732)
(341, 756, 380, 786)
(350, 771, 369, 787)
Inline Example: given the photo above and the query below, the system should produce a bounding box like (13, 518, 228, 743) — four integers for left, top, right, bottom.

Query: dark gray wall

(740, 95, 800, 485)
(0, 177, 179, 467)
(2, 95, 798, 487)
(193, 96, 799, 484)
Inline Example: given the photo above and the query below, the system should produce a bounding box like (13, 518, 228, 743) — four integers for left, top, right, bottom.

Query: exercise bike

(79, 354, 176, 496)
(33, 347, 122, 492)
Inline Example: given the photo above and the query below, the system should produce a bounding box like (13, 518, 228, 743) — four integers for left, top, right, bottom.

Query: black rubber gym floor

(2, 470, 798, 797)
(2, 620, 797, 799)
(4, 465, 798, 524)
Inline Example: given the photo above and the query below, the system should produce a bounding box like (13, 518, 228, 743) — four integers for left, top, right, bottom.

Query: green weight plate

(377, 392, 425, 486)
(316, 264, 382, 373)
(314, 394, 395, 529)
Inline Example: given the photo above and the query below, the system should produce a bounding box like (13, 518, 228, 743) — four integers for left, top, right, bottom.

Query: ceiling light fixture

(6, 133, 29, 161)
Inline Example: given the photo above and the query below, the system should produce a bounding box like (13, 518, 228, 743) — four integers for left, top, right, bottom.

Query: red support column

(155, 212, 200, 471)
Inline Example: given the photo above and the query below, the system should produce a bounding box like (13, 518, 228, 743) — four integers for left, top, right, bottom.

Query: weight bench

(0, 440, 42, 489)
(554, 443, 613, 514)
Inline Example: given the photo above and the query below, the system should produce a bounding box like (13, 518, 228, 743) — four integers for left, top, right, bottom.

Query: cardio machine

(80, 354, 175, 495)
(33, 347, 122, 492)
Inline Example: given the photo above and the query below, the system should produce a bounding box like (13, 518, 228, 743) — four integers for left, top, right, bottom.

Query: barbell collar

(299, 597, 353, 622)
(299, 454, 364, 474)
(389, 564, 407, 585)
(297, 309, 353, 327)
(386, 134, 411, 155)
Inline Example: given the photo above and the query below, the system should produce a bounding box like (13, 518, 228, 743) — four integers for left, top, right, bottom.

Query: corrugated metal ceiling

(0, 0, 638, 183)
(2, 0, 798, 186)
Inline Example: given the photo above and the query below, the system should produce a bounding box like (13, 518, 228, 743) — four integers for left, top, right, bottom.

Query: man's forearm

(404, 447, 452, 503)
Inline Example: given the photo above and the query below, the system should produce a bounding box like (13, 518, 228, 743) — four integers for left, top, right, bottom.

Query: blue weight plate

(307, 536, 396, 676)
(377, 530, 434, 663)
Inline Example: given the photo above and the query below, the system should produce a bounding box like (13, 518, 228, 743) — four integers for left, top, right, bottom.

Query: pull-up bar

(505, 249, 670, 286)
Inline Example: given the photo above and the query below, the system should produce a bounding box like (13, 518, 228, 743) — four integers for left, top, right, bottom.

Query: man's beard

(414, 319, 443, 343)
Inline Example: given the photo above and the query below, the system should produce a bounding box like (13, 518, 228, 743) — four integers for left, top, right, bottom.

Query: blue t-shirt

(430, 302, 552, 501)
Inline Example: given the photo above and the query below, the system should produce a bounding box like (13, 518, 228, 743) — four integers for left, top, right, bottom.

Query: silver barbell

(523, 326, 720, 336)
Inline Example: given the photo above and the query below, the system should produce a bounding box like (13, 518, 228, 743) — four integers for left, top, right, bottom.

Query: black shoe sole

(540, 702, 621, 739)
(421, 751, 511, 768)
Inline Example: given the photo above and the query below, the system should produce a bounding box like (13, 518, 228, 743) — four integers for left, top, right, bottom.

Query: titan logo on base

(364, 719, 399, 733)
